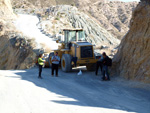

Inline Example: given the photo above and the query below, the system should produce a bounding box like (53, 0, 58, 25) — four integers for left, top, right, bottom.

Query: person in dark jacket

(95, 56, 103, 76)
(38, 54, 45, 79)
(68, 42, 72, 50)
(102, 52, 110, 81)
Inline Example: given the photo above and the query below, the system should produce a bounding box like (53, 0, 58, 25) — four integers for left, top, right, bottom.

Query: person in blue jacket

(51, 52, 60, 77)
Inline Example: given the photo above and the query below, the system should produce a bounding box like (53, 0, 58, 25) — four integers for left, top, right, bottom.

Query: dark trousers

(52, 63, 59, 76)
(39, 65, 42, 77)
(95, 61, 103, 75)
(102, 65, 110, 80)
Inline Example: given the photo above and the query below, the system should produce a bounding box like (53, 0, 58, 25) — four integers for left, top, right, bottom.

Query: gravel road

(0, 67, 150, 113)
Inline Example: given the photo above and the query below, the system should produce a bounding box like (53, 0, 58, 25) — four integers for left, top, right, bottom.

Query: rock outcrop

(0, 0, 15, 19)
(0, 31, 36, 69)
(0, 0, 37, 69)
(77, 0, 138, 39)
(114, 1, 150, 83)
(40, 5, 120, 47)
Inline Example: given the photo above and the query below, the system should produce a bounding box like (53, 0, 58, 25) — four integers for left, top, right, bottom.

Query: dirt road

(0, 67, 150, 113)
(14, 14, 59, 50)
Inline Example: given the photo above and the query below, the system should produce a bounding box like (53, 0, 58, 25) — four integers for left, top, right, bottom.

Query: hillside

(11, 0, 75, 8)
(11, 0, 138, 39)
(0, 0, 37, 69)
(13, 4, 120, 55)
(77, 0, 138, 39)
(37, 5, 120, 47)
(113, 1, 150, 83)
(0, 0, 120, 70)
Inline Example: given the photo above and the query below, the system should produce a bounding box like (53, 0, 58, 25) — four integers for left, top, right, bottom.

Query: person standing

(95, 56, 103, 76)
(38, 54, 45, 79)
(51, 52, 60, 77)
(102, 52, 110, 81)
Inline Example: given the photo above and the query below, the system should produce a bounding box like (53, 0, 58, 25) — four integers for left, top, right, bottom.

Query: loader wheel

(48, 52, 54, 68)
(86, 63, 96, 71)
(61, 54, 72, 72)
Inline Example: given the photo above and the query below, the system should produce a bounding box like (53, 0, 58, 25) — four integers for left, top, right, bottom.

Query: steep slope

(0, 31, 36, 69)
(76, 0, 138, 39)
(39, 5, 120, 47)
(12, 0, 138, 39)
(14, 14, 59, 51)
(114, 1, 150, 83)
(0, 0, 37, 69)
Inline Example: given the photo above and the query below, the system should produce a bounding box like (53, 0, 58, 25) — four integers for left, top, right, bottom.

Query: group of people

(38, 52, 60, 79)
(95, 52, 111, 81)
(38, 52, 111, 81)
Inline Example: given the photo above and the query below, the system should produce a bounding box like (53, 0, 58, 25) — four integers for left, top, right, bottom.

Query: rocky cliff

(114, 1, 150, 83)
(0, 0, 36, 69)
(0, 31, 36, 69)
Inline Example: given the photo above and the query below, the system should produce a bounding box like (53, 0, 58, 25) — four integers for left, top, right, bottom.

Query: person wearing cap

(51, 52, 60, 77)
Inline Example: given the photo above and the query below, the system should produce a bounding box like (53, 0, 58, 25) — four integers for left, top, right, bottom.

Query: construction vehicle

(48, 28, 99, 72)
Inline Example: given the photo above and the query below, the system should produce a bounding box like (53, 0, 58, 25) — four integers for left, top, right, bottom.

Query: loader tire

(61, 54, 72, 72)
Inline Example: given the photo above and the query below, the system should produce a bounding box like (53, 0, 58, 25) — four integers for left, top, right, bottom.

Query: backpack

(107, 57, 112, 67)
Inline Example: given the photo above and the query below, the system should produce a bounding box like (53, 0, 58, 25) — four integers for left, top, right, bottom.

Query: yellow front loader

(48, 28, 99, 72)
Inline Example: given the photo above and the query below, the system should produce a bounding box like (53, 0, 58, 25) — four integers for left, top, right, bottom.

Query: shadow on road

(8, 67, 150, 113)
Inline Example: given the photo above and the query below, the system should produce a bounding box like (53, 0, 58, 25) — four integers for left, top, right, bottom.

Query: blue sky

(110, 0, 140, 2)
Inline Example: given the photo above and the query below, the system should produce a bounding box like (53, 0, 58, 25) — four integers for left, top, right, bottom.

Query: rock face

(114, 2, 150, 83)
(0, 0, 15, 19)
(0, 0, 37, 69)
(76, 0, 138, 39)
(41, 5, 120, 47)
(0, 31, 36, 69)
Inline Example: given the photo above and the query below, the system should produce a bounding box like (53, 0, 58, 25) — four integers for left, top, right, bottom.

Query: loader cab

(63, 29, 86, 49)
